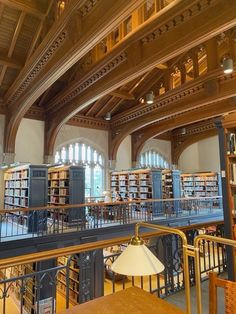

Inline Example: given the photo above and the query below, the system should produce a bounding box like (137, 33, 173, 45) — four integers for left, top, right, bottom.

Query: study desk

(58, 286, 185, 314)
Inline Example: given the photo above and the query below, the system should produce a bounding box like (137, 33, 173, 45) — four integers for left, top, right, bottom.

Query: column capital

(132, 161, 139, 168)
(1, 152, 15, 164)
(44, 155, 54, 164)
(108, 160, 116, 171)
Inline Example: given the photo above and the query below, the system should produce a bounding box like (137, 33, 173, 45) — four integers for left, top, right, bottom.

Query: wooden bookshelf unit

(48, 165, 85, 225)
(4, 164, 48, 232)
(110, 168, 181, 202)
(110, 168, 162, 200)
(57, 256, 80, 305)
(181, 172, 221, 198)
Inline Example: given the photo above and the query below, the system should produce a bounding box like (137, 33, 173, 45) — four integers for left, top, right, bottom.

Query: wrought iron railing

(0, 221, 226, 314)
(0, 196, 222, 240)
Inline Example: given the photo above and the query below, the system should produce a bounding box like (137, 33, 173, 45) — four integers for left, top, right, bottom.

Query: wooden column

(215, 120, 235, 281)
(180, 64, 186, 85)
(206, 38, 218, 71)
(164, 68, 171, 92)
(192, 50, 199, 78)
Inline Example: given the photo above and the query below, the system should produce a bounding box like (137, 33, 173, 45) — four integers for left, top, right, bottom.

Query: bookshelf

(4, 164, 48, 232)
(181, 172, 222, 198)
(48, 165, 85, 225)
(111, 168, 181, 200)
(162, 170, 181, 199)
(216, 117, 236, 279)
(110, 168, 163, 201)
(224, 128, 236, 216)
(8, 260, 56, 314)
(57, 256, 80, 305)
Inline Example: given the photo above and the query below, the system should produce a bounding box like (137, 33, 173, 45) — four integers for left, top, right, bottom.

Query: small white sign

(221, 170, 226, 178)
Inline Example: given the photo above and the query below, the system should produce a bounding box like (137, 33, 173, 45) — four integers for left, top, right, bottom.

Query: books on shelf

(110, 169, 180, 200)
(229, 163, 236, 185)
(57, 256, 79, 304)
(110, 169, 154, 200)
(226, 132, 236, 155)
(181, 172, 220, 197)
(4, 165, 47, 211)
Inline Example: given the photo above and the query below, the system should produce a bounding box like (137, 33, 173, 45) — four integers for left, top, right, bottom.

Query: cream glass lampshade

(145, 91, 154, 104)
(223, 58, 233, 74)
(111, 242, 165, 276)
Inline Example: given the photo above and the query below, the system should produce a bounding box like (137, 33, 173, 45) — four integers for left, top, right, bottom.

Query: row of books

(229, 163, 236, 185)
(226, 132, 236, 155)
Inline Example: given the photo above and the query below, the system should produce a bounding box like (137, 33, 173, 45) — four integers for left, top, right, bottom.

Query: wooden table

(58, 286, 185, 314)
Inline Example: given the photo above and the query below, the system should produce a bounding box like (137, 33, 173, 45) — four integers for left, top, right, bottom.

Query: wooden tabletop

(58, 286, 185, 314)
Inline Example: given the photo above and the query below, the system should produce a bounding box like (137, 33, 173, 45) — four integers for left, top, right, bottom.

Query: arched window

(139, 150, 170, 169)
(55, 142, 105, 197)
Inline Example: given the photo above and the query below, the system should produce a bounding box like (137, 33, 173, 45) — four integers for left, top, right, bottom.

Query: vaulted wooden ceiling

(0, 0, 236, 161)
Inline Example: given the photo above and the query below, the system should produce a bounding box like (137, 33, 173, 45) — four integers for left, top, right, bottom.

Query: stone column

(44, 155, 54, 164)
(132, 160, 139, 168)
(108, 160, 116, 171)
(1, 152, 15, 164)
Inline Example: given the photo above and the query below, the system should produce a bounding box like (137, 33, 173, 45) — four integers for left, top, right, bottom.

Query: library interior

(0, 0, 236, 313)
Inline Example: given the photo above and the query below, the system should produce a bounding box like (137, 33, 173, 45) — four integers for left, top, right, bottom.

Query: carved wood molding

(46, 0, 236, 128)
(4, 0, 144, 155)
(79, 0, 99, 17)
(67, 115, 110, 130)
(112, 69, 236, 128)
(47, 51, 127, 113)
(4, 0, 89, 105)
(141, 0, 217, 45)
(7, 30, 68, 108)
(121, 98, 236, 162)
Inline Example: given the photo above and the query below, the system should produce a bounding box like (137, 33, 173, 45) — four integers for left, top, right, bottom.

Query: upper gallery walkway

(0, 196, 223, 241)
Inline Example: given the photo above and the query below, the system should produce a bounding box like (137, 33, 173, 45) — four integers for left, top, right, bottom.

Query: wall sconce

(145, 91, 154, 104)
(104, 112, 111, 121)
(223, 57, 233, 74)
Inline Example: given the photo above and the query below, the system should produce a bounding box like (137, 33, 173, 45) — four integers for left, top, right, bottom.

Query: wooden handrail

(0, 219, 224, 269)
(0, 196, 222, 214)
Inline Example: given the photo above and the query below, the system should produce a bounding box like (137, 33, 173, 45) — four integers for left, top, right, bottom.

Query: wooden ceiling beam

(49, 0, 236, 127)
(109, 89, 135, 100)
(0, 11, 25, 86)
(84, 97, 106, 117)
(8, 11, 25, 57)
(131, 99, 235, 162)
(94, 96, 117, 118)
(0, 0, 46, 19)
(156, 63, 168, 70)
(110, 70, 236, 160)
(0, 56, 22, 69)
(26, 0, 54, 59)
(4, 0, 144, 156)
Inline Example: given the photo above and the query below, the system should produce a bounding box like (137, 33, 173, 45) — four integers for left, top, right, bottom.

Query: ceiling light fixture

(104, 112, 111, 121)
(146, 91, 154, 104)
(223, 57, 233, 74)
(181, 127, 186, 135)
